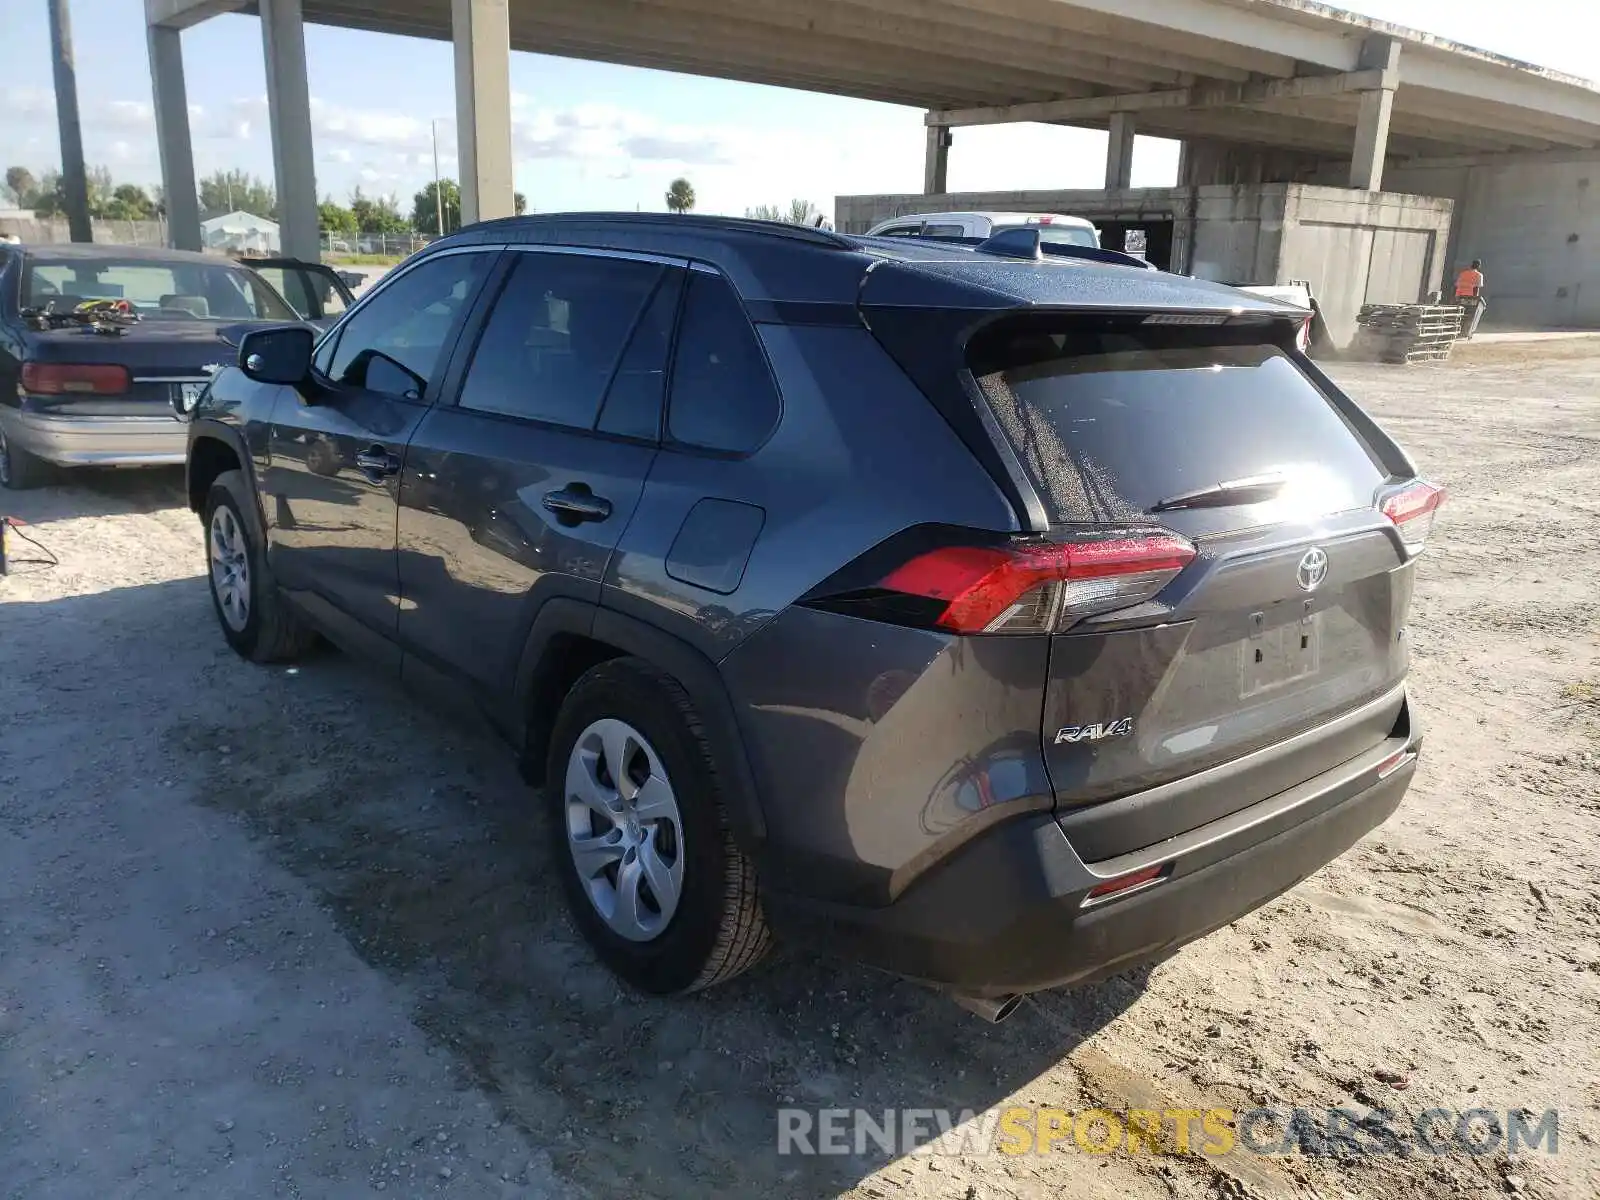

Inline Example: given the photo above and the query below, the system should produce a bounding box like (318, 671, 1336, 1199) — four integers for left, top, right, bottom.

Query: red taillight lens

(1381, 480, 1446, 554)
(21, 362, 131, 396)
(878, 533, 1196, 634)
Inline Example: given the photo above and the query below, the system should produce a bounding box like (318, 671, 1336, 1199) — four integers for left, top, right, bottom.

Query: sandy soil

(1, 342, 1597, 1200)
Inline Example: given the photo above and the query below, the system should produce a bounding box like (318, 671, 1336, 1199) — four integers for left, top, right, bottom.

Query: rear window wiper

(1150, 473, 1286, 513)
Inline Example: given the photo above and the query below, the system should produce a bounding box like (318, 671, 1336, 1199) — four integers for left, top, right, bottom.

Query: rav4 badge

(1054, 717, 1134, 746)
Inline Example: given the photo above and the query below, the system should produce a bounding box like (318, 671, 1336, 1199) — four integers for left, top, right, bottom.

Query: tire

(546, 658, 771, 994)
(203, 469, 317, 663)
(0, 426, 50, 490)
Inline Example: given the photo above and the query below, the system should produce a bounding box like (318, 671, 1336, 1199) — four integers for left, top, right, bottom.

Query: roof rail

(466, 211, 854, 249)
(972, 227, 1157, 270)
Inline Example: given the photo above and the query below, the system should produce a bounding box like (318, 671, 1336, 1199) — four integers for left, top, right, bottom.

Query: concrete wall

(1277, 186, 1453, 346)
(0, 217, 169, 246)
(836, 182, 1451, 349)
(1188, 184, 1287, 283)
(1382, 151, 1600, 328)
(1182, 139, 1328, 187)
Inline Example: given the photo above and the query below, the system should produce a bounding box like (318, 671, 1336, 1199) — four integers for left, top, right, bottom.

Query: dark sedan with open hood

(0, 243, 352, 489)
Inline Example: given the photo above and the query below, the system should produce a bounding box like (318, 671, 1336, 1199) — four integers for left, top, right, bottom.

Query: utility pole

(431, 119, 443, 237)
(47, 0, 92, 242)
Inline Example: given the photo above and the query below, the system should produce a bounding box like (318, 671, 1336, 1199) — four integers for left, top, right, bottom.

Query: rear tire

(203, 469, 317, 663)
(546, 658, 771, 994)
(0, 427, 50, 490)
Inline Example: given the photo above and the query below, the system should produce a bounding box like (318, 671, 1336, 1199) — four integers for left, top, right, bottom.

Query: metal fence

(319, 231, 434, 258)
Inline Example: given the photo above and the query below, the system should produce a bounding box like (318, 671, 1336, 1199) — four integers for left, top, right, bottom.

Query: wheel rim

(208, 505, 251, 632)
(564, 718, 685, 943)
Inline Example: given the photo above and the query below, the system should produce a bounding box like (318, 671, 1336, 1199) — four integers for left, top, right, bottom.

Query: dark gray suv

(181, 214, 1438, 1018)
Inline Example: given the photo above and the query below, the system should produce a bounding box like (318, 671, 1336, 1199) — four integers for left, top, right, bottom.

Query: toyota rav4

(180, 214, 1438, 1019)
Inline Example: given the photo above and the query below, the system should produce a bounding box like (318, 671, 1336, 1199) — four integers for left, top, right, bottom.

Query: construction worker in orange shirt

(1455, 258, 1486, 340)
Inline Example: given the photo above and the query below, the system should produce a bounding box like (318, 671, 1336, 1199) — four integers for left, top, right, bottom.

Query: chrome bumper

(1, 407, 188, 468)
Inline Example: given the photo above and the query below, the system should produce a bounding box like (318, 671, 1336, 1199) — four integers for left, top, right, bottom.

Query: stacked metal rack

(1355, 303, 1464, 364)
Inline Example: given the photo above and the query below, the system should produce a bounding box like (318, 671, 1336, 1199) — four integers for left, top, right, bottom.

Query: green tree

(786, 198, 824, 226)
(30, 169, 63, 216)
(102, 183, 156, 221)
(318, 198, 358, 236)
(665, 177, 695, 214)
(199, 169, 276, 219)
(5, 166, 37, 206)
(514, 191, 527, 215)
(746, 200, 824, 226)
(84, 165, 115, 217)
(411, 178, 461, 234)
(349, 188, 409, 235)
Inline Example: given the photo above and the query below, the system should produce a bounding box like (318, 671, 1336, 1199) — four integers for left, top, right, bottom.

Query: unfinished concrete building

(146, 0, 1600, 337)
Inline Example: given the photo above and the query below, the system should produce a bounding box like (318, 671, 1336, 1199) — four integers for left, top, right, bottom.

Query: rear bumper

(1, 406, 187, 467)
(764, 703, 1420, 997)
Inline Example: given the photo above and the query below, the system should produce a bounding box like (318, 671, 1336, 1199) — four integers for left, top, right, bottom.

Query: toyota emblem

(1297, 547, 1329, 592)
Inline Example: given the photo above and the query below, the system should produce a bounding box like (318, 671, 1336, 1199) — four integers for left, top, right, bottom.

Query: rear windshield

(968, 320, 1385, 528)
(992, 222, 1098, 248)
(22, 256, 296, 322)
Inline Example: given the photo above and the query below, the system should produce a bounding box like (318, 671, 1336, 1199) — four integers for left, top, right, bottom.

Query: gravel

(2, 339, 1597, 1199)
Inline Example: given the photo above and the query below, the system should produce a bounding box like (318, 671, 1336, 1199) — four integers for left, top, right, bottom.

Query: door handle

(354, 445, 400, 480)
(542, 484, 613, 525)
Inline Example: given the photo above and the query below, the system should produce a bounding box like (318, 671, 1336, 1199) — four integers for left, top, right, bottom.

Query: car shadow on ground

(16, 572, 1154, 1200)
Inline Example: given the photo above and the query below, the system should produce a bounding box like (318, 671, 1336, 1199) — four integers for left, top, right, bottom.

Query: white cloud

(0, 84, 920, 213)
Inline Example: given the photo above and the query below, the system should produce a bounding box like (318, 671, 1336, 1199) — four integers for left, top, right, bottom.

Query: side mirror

(238, 325, 314, 386)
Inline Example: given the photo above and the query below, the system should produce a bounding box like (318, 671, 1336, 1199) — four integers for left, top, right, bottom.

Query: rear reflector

(878, 533, 1196, 634)
(1083, 862, 1170, 906)
(1380, 480, 1446, 554)
(1376, 748, 1416, 780)
(21, 362, 131, 396)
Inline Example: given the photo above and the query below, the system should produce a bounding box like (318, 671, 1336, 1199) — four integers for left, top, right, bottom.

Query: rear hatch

(22, 322, 254, 418)
(862, 261, 1431, 859)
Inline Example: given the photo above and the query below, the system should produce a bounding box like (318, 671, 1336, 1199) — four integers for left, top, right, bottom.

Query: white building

(201, 210, 280, 254)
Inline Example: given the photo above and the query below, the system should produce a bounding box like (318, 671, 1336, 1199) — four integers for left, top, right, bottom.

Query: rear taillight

(810, 530, 1196, 635)
(20, 362, 131, 396)
(1381, 480, 1446, 554)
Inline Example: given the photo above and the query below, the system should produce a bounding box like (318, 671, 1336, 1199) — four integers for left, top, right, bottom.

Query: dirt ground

(2, 341, 1597, 1200)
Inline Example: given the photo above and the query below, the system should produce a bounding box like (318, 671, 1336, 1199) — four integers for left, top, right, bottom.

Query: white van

(866, 211, 1100, 249)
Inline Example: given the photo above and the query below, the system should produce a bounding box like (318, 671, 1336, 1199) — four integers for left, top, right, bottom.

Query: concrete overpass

(146, 0, 1600, 260)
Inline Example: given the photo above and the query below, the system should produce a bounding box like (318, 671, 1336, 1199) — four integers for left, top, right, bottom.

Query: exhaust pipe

(950, 992, 1025, 1023)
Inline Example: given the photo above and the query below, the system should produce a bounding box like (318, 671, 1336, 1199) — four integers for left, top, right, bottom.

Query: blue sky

(0, 0, 1590, 218)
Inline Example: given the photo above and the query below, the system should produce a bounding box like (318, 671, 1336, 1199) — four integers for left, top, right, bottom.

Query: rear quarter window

(666, 272, 781, 455)
(968, 320, 1386, 529)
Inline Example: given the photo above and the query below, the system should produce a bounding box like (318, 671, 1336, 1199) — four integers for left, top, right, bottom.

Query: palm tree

(665, 178, 696, 214)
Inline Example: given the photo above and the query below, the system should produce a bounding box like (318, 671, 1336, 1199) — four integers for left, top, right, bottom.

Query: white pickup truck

(867, 210, 1100, 249)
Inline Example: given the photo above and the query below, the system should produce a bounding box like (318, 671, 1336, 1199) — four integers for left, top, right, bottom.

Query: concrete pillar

(452, 0, 515, 225)
(147, 24, 201, 250)
(260, 0, 319, 260)
(924, 125, 951, 194)
(1350, 35, 1401, 192)
(1105, 112, 1135, 189)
